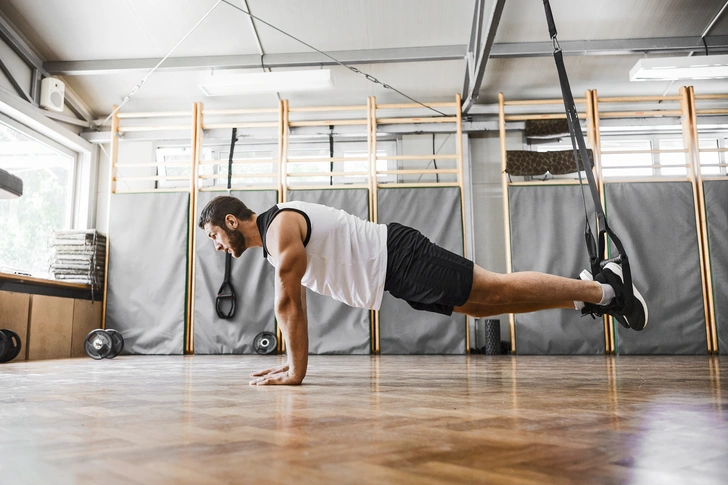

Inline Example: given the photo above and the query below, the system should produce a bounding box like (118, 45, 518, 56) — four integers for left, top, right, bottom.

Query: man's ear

(225, 214, 238, 230)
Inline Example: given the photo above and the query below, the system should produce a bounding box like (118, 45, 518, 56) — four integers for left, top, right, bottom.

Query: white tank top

(257, 201, 388, 310)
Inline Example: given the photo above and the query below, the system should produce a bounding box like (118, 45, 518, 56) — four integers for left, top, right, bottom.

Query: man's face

(205, 220, 247, 258)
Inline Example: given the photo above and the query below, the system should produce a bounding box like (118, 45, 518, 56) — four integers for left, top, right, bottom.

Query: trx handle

(216, 249, 237, 319)
(542, 0, 634, 301)
(216, 128, 239, 319)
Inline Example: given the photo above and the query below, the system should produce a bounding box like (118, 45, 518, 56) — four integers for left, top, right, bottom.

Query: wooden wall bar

(499, 86, 724, 354)
(689, 89, 722, 354)
(681, 87, 715, 353)
(103, 96, 467, 355)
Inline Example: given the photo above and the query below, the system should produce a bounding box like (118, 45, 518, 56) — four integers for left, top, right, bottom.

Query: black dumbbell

(0, 329, 22, 363)
(84, 329, 125, 359)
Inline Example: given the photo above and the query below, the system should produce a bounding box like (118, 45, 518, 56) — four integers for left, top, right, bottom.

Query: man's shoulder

(267, 211, 307, 247)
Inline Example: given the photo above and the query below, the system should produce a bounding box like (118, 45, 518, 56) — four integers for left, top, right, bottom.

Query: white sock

(575, 283, 615, 310)
(598, 283, 615, 306)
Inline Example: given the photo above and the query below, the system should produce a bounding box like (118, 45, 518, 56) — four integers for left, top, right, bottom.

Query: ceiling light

(630, 55, 728, 81)
(199, 69, 333, 96)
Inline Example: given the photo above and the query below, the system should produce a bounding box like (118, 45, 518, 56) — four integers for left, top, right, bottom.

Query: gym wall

(287, 189, 372, 354)
(509, 184, 605, 354)
(193, 190, 277, 354)
(106, 192, 189, 354)
(704, 180, 728, 354)
(378, 187, 466, 354)
(605, 182, 706, 354)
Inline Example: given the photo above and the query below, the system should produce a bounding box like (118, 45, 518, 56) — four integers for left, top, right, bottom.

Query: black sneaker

(581, 263, 648, 331)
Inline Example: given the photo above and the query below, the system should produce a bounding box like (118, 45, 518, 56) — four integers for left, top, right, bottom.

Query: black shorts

(384, 223, 474, 316)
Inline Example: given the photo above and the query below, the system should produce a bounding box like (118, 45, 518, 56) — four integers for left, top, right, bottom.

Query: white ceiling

(0, 0, 726, 117)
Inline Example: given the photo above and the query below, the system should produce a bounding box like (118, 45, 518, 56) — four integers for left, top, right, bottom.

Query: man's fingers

(250, 365, 288, 377)
(249, 371, 301, 386)
(249, 373, 282, 385)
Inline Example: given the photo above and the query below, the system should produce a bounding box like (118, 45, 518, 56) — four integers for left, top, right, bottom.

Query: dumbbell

(0, 329, 22, 363)
(84, 329, 124, 359)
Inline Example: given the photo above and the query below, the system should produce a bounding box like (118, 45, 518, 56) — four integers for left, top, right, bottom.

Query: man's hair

(198, 196, 254, 229)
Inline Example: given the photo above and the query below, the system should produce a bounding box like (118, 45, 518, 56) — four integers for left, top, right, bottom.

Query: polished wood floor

(0, 355, 725, 484)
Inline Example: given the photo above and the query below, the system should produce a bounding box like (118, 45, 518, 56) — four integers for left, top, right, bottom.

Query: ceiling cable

(97, 0, 223, 128)
(99, 0, 450, 126)
(219, 0, 447, 116)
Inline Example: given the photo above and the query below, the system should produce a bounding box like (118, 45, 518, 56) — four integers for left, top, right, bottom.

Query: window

(0, 119, 76, 276)
(697, 138, 722, 176)
(600, 139, 653, 178)
(156, 146, 193, 189)
(287, 143, 332, 186)
(656, 139, 687, 177)
(336, 149, 388, 185)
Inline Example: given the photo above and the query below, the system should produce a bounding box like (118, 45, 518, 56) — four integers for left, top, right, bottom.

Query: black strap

(329, 125, 334, 186)
(542, 0, 633, 299)
(216, 128, 238, 319)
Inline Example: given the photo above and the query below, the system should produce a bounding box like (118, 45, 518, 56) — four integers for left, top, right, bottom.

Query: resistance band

(542, 0, 634, 302)
(215, 128, 238, 319)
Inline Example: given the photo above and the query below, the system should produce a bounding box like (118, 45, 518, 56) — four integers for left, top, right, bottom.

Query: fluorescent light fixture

(630, 55, 728, 81)
(200, 69, 333, 96)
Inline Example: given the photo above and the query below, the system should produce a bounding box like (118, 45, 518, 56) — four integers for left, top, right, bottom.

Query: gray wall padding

(194, 191, 277, 354)
(605, 182, 706, 354)
(378, 187, 466, 354)
(704, 181, 728, 354)
(509, 185, 605, 354)
(287, 190, 371, 354)
(106, 192, 189, 354)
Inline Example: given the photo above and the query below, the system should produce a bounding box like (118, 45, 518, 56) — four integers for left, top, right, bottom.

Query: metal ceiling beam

(0, 55, 32, 102)
(462, 0, 507, 114)
(45, 45, 467, 75)
(0, 10, 95, 123)
(490, 35, 728, 57)
(46, 35, 728, 77)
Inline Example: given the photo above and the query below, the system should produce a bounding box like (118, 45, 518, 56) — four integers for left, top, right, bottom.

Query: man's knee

(468, 265, 508, 305)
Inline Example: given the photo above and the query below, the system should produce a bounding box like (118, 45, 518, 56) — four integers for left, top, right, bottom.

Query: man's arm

(249, 212, 308, 385)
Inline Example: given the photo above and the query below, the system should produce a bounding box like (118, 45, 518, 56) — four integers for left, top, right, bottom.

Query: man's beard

(225, 227, 247, 258)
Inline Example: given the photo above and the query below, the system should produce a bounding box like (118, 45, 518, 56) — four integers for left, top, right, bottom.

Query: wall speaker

(40, 77, 65, 112)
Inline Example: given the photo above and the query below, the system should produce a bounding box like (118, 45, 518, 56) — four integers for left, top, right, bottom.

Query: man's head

(198, 196, 255, 258)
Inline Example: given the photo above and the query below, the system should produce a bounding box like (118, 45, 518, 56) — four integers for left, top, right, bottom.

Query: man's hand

(249, 364, 302, 386)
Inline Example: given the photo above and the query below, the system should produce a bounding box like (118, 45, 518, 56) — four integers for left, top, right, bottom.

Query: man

(199, 196, 648, 386)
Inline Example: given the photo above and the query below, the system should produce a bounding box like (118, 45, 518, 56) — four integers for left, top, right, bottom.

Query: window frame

(0, 111, 79, 229)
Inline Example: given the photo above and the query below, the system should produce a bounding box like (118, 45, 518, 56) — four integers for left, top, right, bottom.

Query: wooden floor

(0, 355, 725, 485)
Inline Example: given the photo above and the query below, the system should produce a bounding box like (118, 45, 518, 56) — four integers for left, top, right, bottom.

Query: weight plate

(0, 329, 21, 362)
(105, 329, 124, 359)
(0, 330, 8, 363)
(254, 331, 277, 355)
(84, 329, 113, 360)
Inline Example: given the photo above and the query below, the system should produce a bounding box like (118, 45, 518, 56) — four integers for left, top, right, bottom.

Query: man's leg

(453, 264, 602, 318)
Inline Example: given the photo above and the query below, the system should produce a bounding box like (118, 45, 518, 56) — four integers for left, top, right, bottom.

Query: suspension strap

(216, 128, 238, 319)
(329, 125, 334, 186)
(542, 0, 633, 299)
